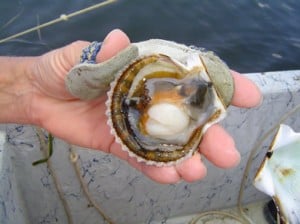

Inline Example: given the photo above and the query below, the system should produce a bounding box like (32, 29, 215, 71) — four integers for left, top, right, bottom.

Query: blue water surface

(0, 0, 299, 73)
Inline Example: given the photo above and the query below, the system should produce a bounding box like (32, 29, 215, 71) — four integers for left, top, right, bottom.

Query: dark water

(0, 0, 299, 73)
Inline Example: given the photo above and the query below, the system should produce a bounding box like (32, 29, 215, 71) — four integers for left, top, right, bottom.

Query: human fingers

(109, 141, 181, 184)
(136, 153, 207, 184)
(175, 152, 207, 182)
(96, 29, 131, 62)
(137, 153, 207, 184)
(138, 162, 181, 184)
(109, 137, 207, 183)
(61, 29, 130, 70)
(231, 71, 262, 108)
(200, 124, 240, 168)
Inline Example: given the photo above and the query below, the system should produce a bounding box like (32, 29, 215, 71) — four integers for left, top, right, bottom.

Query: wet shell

(253, 124, 300, 224)
(106, 39, 234, 166)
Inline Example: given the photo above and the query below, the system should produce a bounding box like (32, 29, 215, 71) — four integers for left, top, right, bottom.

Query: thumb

(97, 29, 131, 62)
(61, 29, 130, 70)
(61, 29, 131, 99)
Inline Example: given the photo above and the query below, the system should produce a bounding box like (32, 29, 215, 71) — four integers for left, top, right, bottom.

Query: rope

(35, 128, 74, 224)
(0, 0, 117, 44)
(69, 146, 115, 224)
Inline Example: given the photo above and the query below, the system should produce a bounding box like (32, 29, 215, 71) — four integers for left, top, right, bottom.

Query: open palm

(29, 29, 261, 183)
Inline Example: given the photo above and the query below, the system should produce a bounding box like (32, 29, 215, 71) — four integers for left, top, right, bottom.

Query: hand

(29, 29, 262, 184)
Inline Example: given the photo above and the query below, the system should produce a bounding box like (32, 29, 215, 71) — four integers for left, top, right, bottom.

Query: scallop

(106, 40, 234, 165)
(66, 39, 234, 166)
(253, 124, 300, 224)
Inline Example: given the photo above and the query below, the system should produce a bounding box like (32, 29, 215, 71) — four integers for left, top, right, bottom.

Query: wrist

(0, 56, 37, 124)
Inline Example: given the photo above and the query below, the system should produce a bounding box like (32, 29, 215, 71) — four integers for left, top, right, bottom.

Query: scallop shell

(253, 124, 300, 224)
(105, 39, 234, 166)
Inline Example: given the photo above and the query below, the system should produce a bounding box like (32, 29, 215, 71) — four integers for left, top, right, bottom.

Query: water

(0, 0, 299, 73)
